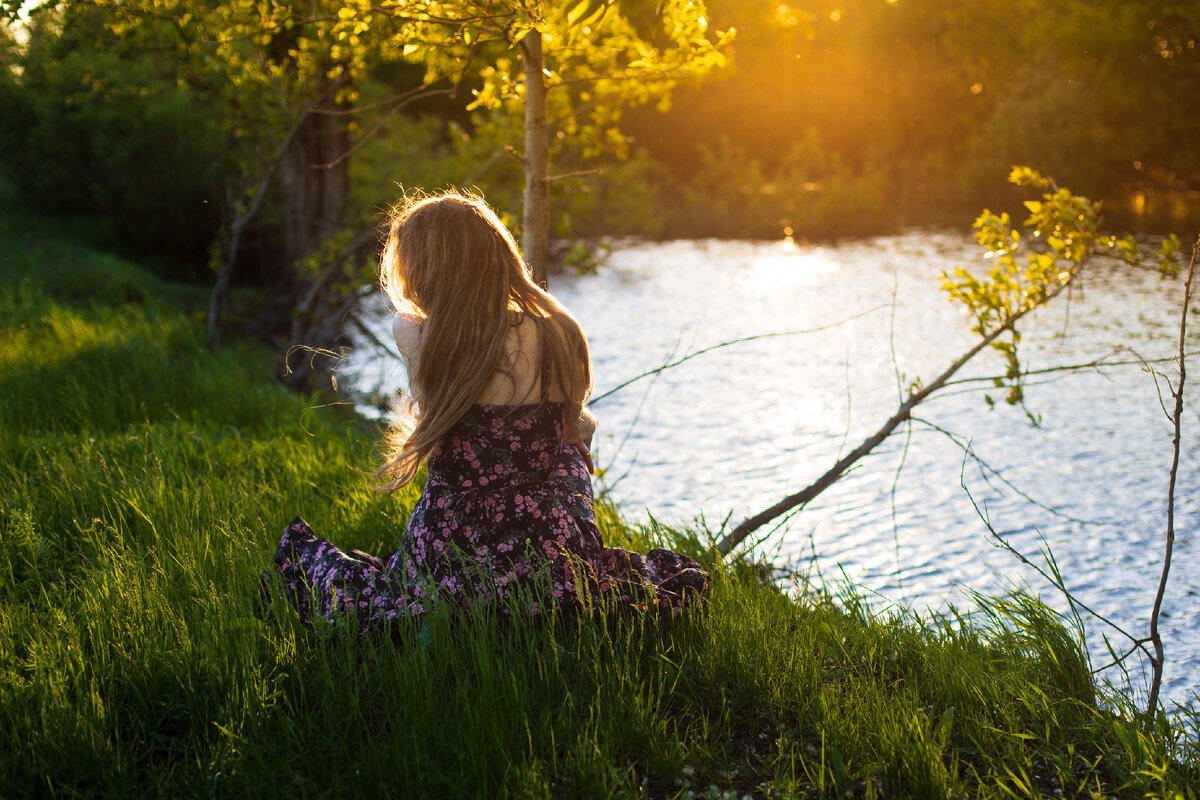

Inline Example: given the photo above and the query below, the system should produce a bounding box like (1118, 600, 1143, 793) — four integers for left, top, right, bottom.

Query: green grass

(1, 212, 1197, 798)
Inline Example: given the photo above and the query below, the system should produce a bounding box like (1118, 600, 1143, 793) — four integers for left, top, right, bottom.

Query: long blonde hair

(376, 189, 592, 491)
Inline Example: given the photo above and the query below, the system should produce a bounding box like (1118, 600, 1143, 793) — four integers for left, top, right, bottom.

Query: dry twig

(1144, 233, 1198, 721)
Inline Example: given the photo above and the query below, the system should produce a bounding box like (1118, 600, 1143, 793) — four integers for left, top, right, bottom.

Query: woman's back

(394, 311, 571, 407)
(478, 313, 568, 406)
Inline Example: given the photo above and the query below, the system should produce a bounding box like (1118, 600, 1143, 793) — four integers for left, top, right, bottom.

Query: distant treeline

(1, 0, 1196, 285)
(620, 0, 1200, 240)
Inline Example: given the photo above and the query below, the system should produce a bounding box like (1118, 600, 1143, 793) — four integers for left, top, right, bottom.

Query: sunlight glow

(775, 3, 808, 27)
(1132, 191, 1147, 216)
(747, 245, 841, 292)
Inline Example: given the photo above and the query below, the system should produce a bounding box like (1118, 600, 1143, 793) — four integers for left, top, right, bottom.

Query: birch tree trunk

(520, 29, 550, 288)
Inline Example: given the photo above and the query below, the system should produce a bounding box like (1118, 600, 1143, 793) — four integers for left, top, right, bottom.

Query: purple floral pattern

(273, 402, 709, 630)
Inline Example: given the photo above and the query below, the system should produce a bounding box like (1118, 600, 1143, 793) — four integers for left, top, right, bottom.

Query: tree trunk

(279, 93, 351, 270)
(205, 106, 313, 346)
(521, 29, 550, 288)
(273, 85, 351, 387)
(205, 218, 241, 346)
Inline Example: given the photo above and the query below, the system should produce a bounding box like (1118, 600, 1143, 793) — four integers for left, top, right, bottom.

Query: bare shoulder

(510, 311, 540, 350)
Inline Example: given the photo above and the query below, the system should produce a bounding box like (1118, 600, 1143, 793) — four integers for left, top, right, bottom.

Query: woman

(273, 190, 709, 630)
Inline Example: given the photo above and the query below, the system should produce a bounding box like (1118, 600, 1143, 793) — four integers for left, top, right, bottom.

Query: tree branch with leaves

(717, 167, 1156, 556)
(378, 0, 732, 283)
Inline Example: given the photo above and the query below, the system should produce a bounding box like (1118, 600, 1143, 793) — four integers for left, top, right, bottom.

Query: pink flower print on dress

(270, 402, 708, 631)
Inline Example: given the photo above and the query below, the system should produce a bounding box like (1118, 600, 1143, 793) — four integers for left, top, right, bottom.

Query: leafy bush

(555, 149, 670, 239)
(0, 18, 227, 280)
(670, 133, 895, 240)
(964, 59, 1118, 201)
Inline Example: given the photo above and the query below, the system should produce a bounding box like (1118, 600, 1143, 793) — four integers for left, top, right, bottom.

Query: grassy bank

(1, 211, 1197, 798)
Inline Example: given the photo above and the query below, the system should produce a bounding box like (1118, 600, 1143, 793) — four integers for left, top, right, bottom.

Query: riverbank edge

(1, 214, 1197, 798)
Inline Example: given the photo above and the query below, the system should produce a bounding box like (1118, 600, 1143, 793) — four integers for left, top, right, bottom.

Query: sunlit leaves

(54, 0, 729, 293)
(1, 1, 24, 23)
(942, 167, 1136, 337)
(409, 0, 732, 160)
(940, 167, 1139, 410)
(1157, 233, 1183, 279)
(558, 0, 611, 34)
(1008, 165, 1049, 191)
(65, 0, 729, 178)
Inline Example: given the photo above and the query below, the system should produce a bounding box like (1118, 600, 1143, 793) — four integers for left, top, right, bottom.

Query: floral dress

(273, 399, 709, 631)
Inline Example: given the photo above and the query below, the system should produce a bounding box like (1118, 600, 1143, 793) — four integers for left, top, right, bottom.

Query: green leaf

(563, 0, 610, 27)
(1009, 166, 1049, 189)
(615, 0, 664, 40)
(934, 706, 955, 748)
(1157, 233, 1183, 278)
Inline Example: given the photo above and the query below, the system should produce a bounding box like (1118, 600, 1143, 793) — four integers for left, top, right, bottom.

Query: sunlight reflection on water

(346, 230, 1200, 710)
(745, 239, 841, 291)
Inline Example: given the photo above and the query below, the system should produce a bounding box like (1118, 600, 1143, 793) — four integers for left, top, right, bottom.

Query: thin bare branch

(598, 331, 689, 479)
(546, 167, 605, 182)
(448, 39, 483, 99)
(346, 311, 401, 360)
(588, 306, 888, 406)
(836, 343, 853, 462)
(1143, 364, 1176, 422)
(957, 457, 1151, 657)
(889, 271, 904, 403)
(1144, 232, 1198, 721)
(314, 87, 453, 171)
(911, 416, 1115, 527)
(888, 419, 914, 583)
(295, 225, 384, 330)
(936, 349, 1200, 390)
(308, 79, 454, 116)
(460, 147, 511, 186)
(207, 100, 318, 344)
(886, 274, 911, 582)
(1093, 636, 1154, 675)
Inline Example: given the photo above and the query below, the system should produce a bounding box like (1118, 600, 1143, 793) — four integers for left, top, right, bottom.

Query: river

(346, 230, 1200, 710)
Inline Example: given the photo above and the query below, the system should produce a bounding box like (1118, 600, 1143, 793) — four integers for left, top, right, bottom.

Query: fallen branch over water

(717, 169, 1152, 556)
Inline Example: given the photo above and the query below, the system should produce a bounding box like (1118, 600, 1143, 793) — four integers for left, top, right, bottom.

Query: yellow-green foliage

(937, 168, 1143, 409)
(940, 167, 1138, 337)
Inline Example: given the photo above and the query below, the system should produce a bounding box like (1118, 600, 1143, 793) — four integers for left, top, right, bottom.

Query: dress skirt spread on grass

(273, 401, 709, 630)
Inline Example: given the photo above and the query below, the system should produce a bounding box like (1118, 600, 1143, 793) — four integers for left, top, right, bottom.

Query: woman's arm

(565, 406, 598, 473)
(572, 408, 598, 444)
(392, 311, 422, 371)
